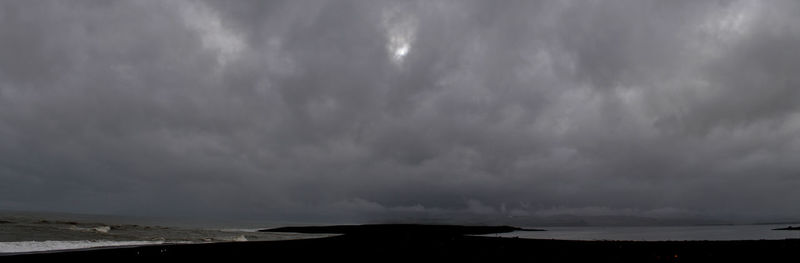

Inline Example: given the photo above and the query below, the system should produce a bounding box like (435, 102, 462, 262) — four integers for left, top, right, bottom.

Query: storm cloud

(1, 0, 800, 223)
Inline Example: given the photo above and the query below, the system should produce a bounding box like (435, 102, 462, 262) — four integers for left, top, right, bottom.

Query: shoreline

(4, 224, 800, 261)
(5, 236, 800, 261)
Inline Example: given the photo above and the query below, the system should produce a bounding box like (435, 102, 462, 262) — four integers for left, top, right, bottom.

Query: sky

(1, 0, 800, 224)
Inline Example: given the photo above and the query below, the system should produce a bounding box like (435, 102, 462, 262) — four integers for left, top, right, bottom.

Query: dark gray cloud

(1, 0, 799, 223)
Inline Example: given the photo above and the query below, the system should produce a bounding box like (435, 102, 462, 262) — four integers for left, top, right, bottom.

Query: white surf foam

(0, 240, 163, 253)
(93, 226, 111, 233)
(67, 225, 111, 233)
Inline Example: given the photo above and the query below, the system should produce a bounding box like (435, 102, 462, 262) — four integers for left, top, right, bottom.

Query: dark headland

(260, 224, 542, 236)
(774, 226, 800, 230)
(5, 224, 800, 262)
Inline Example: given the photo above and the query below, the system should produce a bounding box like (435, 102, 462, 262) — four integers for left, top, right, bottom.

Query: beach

(5, 224, 800, 262)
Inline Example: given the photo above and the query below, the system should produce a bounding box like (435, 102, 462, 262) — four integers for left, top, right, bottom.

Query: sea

(2, 210, 800, 254)
(488, 225, 800, 241)
(0, 211, 333, 254)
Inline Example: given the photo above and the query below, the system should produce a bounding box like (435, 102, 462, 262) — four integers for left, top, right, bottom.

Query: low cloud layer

(1, 0, 800, 223)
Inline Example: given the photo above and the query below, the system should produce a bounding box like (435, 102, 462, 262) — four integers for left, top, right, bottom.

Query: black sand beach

(4, 224, 800, 262)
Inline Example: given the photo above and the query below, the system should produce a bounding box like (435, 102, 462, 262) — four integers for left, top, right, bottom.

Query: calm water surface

(493, 225, 800, 241)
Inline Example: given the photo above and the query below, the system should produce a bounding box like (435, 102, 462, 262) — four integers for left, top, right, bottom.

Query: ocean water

(0, 211, 332, 254)
(490, 225, 800, 241)
(4, 211, 800, 254)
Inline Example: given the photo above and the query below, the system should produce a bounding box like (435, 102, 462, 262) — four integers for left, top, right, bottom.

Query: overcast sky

(1, 0, 800, 223)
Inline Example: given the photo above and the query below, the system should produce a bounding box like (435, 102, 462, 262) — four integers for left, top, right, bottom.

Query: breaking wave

(68, 225, 111, 233)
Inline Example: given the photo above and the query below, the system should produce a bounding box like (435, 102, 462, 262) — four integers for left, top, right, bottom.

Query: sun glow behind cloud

(393, 42, 410, 60)
(382, 6, 417, 65)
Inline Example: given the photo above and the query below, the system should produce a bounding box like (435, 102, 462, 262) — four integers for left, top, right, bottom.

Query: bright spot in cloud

(383, 7, 417, 65)
(391, 38, 410, 60)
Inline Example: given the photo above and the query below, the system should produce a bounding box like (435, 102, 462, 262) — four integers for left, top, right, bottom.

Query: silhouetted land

(774, 226, 800, 230)
(261, 224, 542, 236)
(5, 224, 800, 262)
